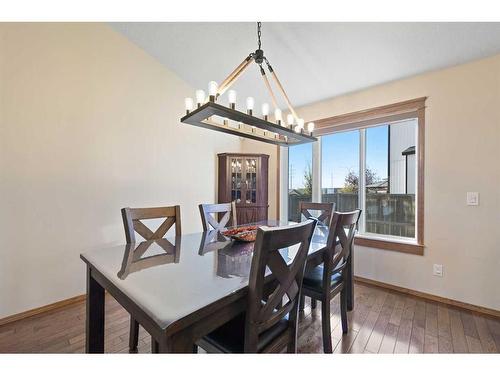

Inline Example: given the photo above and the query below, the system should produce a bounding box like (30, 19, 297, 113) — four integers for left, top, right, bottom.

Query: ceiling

(111, 22, 500, 108)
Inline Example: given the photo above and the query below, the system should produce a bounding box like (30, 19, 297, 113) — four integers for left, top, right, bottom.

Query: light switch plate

(433, 264, 443, 277)
(466, 192, 479, 206)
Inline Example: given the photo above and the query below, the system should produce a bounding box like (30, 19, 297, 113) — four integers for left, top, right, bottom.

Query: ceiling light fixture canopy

(181, 22, 317, 146)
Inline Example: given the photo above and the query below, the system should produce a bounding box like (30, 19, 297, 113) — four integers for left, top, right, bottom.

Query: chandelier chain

(257, 22, 262, 50)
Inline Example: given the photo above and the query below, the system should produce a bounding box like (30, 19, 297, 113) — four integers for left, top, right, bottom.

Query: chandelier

(181, 22, 318, 146)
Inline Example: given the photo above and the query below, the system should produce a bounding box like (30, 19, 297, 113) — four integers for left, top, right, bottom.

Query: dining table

(80, 219, 354, 353)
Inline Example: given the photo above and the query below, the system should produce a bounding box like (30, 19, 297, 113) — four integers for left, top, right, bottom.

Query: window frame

(281, 97, 426, 255)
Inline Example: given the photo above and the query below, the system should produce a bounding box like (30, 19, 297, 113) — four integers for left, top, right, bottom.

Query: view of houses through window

(288, 118, 417, 240)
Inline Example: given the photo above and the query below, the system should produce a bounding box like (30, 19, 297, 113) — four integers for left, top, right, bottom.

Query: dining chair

(199, 202, 237, 231)
(299, 201, 335, 226)
(121, 205, 181, 353)
(299, 210, 361, 353)
(196, 219, 317, 353)
(298, 202, 335, 310)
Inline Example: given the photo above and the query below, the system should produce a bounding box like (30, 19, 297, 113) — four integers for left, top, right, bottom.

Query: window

(320, 121, 416, 240)
(288, 142, 312, 222)
(364, 120, 416, 239)
(282, 98, 425, 255)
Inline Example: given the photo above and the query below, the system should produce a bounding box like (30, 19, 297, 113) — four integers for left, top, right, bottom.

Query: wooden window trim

(280, 97, 426, 255)
(313, 97, 426, 135)
(354, 237, 424, 255)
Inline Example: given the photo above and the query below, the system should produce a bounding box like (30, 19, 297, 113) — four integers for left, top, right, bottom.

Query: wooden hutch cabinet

(218, 153, 269, 225)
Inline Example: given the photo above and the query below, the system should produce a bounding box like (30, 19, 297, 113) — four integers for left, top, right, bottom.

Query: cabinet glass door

(230, 158, 243, 203)
(245, 158, 257, 204)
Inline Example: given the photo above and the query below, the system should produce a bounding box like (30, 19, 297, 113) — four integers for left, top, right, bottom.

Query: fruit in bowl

(222, 225, 259, 242)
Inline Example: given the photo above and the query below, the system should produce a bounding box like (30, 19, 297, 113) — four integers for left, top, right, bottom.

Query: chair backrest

(244, 219, 317, 352)
(121, 206, 181, 243)
(299, 202, 335, 226)
(323, 210, 361, 287)
(199, 202, 237, 231)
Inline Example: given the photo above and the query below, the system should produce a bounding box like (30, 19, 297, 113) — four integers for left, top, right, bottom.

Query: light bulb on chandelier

(274, 108, 282, 126)
(307, 122, 315, 134)
(208, 81, 218, 102)
(261, 103, 269, 120)
(228, 90, 237, 109)
(195, 90, 206, 108)
(246, 97, 255, 116)
(184, 98, 193, 115)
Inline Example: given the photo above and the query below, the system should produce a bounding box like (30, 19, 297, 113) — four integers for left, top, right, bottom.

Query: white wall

(247, 54, 500, 311)
(0, 23, 242, 319)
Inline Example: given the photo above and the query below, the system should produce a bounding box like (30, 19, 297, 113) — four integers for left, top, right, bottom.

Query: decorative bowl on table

(222, 225, 259, 242)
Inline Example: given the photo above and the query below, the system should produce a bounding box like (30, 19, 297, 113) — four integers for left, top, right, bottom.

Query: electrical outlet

(467, 192, 479, 206)
(433, 264, 443, 277)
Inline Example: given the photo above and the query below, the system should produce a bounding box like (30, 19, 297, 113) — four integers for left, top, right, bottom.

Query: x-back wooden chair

(122, 206, 181, 243)
(121, 205, 181, 353)
(300, 210, 361, 353)
(197, 219, 317, 353)
(299, 202, 335, 226)
(199, 202, 237, 231)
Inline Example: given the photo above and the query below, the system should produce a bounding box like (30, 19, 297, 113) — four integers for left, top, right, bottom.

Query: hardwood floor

(1, 282, 500, 354)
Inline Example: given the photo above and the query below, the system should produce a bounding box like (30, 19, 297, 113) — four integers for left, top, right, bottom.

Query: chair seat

(302, 265, 342, 291)
(200, 313, 289, 353)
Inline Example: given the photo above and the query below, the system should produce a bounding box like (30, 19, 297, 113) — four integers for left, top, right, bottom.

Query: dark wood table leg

(129, 318, 139, 353)
(157, 332, 197, 353)
(151, 338, 159, 353)
(86, 266, 105, 353)
(346, 248, 354, 311)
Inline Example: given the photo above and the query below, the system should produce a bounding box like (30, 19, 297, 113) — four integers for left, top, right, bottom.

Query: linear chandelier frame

(181, 102, 316, 146)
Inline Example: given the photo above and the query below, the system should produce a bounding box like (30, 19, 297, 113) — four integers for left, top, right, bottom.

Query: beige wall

(246, 54, 500, 310)
(0, 23, 242, 319)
